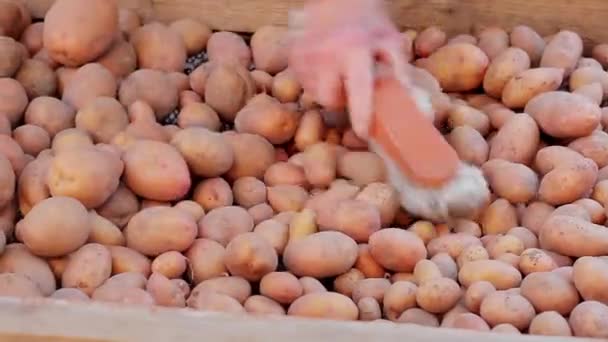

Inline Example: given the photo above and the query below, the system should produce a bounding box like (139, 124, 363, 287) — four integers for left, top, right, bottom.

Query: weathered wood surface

(0, 297, 600, 342)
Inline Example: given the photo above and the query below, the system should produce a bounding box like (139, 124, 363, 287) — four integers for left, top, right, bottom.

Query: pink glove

(288, 0, 408, 140)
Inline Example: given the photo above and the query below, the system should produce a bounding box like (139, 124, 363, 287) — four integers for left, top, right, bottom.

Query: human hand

(287, 0, 408, 140)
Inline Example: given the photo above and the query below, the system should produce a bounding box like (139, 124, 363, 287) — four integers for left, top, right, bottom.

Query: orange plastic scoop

(369, 74, 460, 188)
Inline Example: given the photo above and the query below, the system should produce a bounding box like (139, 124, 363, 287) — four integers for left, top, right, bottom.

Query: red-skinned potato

(207, 31, 251, 68)
(62, 63, 116, 110)
(131, 22, 187, 73)
(0, 77, 28, 126)
(119, 69, 179, 120)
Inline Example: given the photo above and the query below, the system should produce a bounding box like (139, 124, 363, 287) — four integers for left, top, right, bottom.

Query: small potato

(251, 25, 288, 74)
(426, 233, 482, 259)
(62, 243, 111, 295)
(264, 162, 307, 188)
(260, 271, 303, 304)
(480, 199, 518, 235)
(477, 27, 509, 61)
(75, 97, 128, 144)
(354, 243, 386, 278)
(198, 206, 254, 246)
(284, 231, 358, 278)
(234, 93, 298, 145)
(62, 63, 117, 110)
(123, 140, 190, 201)
(480, 291, 536, 330)
(192, 178, 233, 211)
(177, 102, 221, 131)
(501, 68, 564, 109)
(0, 37, 24, 78)
(146, 272, 186, 307)
(521, 202, 555, 235)
(96, 38, 137, 80)
(97, 184, 139, 228)
(244, 295, 286, 315)
(457, 245, 489, 268)
(169, 18, 211, 55)
(171, 128, 234, 178)
(43, 0, 117, 66)
(51, 288, 90, 302)
(334, 268, 365, 298)
(521, 271, 579, 315)
(489, 113, 540, 165)
(510, 25, 546, 65)
(356, 182, 400, 226)
(352, 278, 391, 304)
(254, 219, 288, 255)
(423, 43, 489, 92)
(0, 244, 56, 296)
(224, 232, 278, 281)
(15, 58, 57, 98)
(185, 239, 227, 284)
(482, 159, 538, 204)
(0, 273, 43, 298)
(131, 22, 186, 73)
(224, 132, 276, 180)
(459, 260, 522, 290)
(288, 292, 358, 320)
(187, 289, 245, 313)
(446, 126, 489, 166)
(107, 246, 151, 277)
(336, 151, 386, 186)
(205, 62, 256, 122)
(447, 104, 491, 136)
(271, 69, 302, 103)
(383, 281, 417, 321)
(0, 78, 28, 126)
(540, 30, 583, 77)
(368, 228, 427, 272)
(330, 199, 381, 243)
(465, 281, 496, 313)
(529, 311, 572, 336)
(207, 31, 251, 68)
(569, 301, 608, 338)
(24, 96, 75, 137)
(16, 196, 90, 257)
(416, 277, 461, 314)
(118, 69, 179, 120)
(398, 308, 439, 327)
(414, 26, 446, 57)
(88, 211, 125, 246)
(12, 124, 51, 156)
(151, 251, 187, 279)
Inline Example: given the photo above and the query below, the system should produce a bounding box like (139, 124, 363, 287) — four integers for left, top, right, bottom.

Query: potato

(251, 25, 288, 74)
(302, 142, 338, 188)
(328, 199, 381, 243)
(15, 58, 56, 99)
(0, 37, 24, 78)
(520, 271, 579, 315)
(459, 260, 522, 290)
(540, 30, 583, 77)
(575, 82, 603, 105)
(43, 0, 117, 66)
(453, 219, 482, 237)
(413, 259, 441, 286)
(103, 273, 147, 290)
(447, 104, 491, 136)
(185, 239, 227, 284)
(357, 297, 381, 321)
(224, 132, 276, 180)
(169, 18, 211, 55)
(569, 131, 608, 168)
(296, 277, 325, 294)
(482, 159, 538, 204)
(446, 126, 488, 166)
(96, 38, 137, 80)
(97, 184, 139, 228)
(288, 292, 358, 320)
(489, 113, 540, 165)
(24, 96, 75, 137)
(75, 97, 128, 144)
(16, 196, 90, 257)
(0, 77, 28, 126)
(351, 278, 391, 304)
(482, 103, 516, 129)
(572, 257, 608, 304)
(423, 43, 489, 92)
(235, 94, 298, 145)
(569, 301, 608, 338)
(193, 178, 234, 211)
(51, 288, 90, 302)
(415, 277, 461, 314)
(253, 219, 288, 255)
(539, 214, 608, 257)
(198, 206, 254, 246)
(107, 246, 151, 277)
(336, 151, 386, 186)
(480, 198, 518, 235)
(457, 245, 489, 268)
(426, 232, 482, 259)
(431, 253, 458, 280)
(501, 68, 564, 109)
(88, 210, 125, 246)
(477, 27, 509, 60)
(0, 243, 55, 296)
(205, 62, 256, 122)
(62, 243, 111, 295)
(47, 145, 121, 208)
(20, 22, 43, 55)
(414, 26, 446, 57)
(62, 63, 116, 110)
(244, 295, 286, 315)
(264, 162, 307, 188)
(398, 308, 439, 326)
(294, 110, 324, 152)
(0, 273, 43, 298)
(250, 69, 273, 93)
(368, 228, 426, 272)
(508, 25, 545, 65)
(355, 183, 400, 227)
(13, 124, 51, 156)
(171, 127, 234, 178)
(573, 198, 605, 224)
(224, 232, 278, 281)
(530, 91, 601, 137)
(448, 34, 477, 45)
(260, 271, 303, 304)
(449, 313, 491, 331)
(229, 177, 266, 209)
(464, 281, 496, 313)
(0, 154, 14, 209)
(0, 134, 27, 175)
(123, 140, 190, 201)
(333, 268, 364, 298)
(92, 283, 155, 306)
(529, 311, 572, 336)
(125, 207, 197, 257)
(187, 288, 245, 313)
(131, 22, 186, 73)
(480, 291, 535, 330)
(271, 69, 302, 103)
(207, 31, 251, 68)
(381, 281, 417, 321)
(146, 272, 186, 307)
(177, 102, 221, 131)
(283, 231, 357, 278)
(17, 152, 51, 216)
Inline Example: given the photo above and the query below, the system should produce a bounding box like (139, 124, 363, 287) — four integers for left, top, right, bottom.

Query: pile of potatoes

(3, 0, 608, 339)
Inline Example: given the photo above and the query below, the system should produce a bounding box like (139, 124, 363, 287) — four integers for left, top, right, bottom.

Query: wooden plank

(150, 0, 608, 50)
(23, 0, 154, 19)
(0, 298, 599, 342)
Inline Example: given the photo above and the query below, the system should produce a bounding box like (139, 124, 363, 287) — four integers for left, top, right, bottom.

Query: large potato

(224, 132, 276, 180)
(125, 207, 197, 257)
(540, 30, 583, 77)
(510, 25, 546, 65)
(483, 47, 530, 98)
(118, 69, 179, 120)
(489, 113, 539, 165)
(283, 231, 358, 278)
(423, 43, 489, 92)
(171, 127, 234, 178)
(62, 243, 111, 295)
(501, 68, 564, 109)
(62, 63, 117, 110)
(368, 228, 427, 272)
(520, 271, 579, 315)
(131, 22, 186, 73)
(198, 206, 254, 246)
(122, 140, 191, 201)
(43, 0, 118, 66)
(0, 243, 55, 296)
(16, 196, 90, 257)
(207, 31, 251, 68)
(288, 292, 358, 320)
(569, 301, 608, 338)
(480, 291, 535, 330)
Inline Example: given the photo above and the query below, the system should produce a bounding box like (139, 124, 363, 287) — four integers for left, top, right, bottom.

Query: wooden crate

(12, 1, 608, 341)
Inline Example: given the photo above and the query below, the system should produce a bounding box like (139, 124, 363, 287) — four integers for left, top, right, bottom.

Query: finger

(344, 49, 374, 140)
(376, 36, 411, 87)
(315, 69, 345, 111)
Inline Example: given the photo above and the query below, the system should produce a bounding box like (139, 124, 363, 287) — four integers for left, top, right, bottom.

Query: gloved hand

(287, 0, 408, 140)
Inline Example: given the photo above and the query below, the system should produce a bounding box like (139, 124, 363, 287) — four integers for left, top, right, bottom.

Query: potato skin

(510, 25, 545, 65)
(62, 63, 117, 111)
(125, 207, 197, 257)
(62, 243, 112, 295)
(458, 259, 522, 290)
(572, 257, 608, 304)
(234, 94, 298, 145)
(224, 232, 278, 281)
(540, 30, 583, 77)
(207, 31, 251, 68)
(131, 22, 187, 73)
(0, 243, 56, 296)
(171, 127, 234, 178)
(569, 301, 608, 338)
(107, 245, 151, 277)
(483, 47, 530, 98)
(423, 43, 489, 92)
(0, 273, 43, 298)
(502, 67, 564, 109)
(251, 25, 288, 74)
(446, 126, 488, 166)
(489, 113, 539, 165)
(368, 228, 427, 272)
(224, 132, 276, 180)
(43, 0, 118, 66)
(538, 158, 597, 206)
(288, 292, 358, 320)
(480, 291, 536, 330)
(482, 159, 538, 204)
(118, 69, 179, 120)
(198, 206, 254, 246)
(520, 271, 579, 315)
